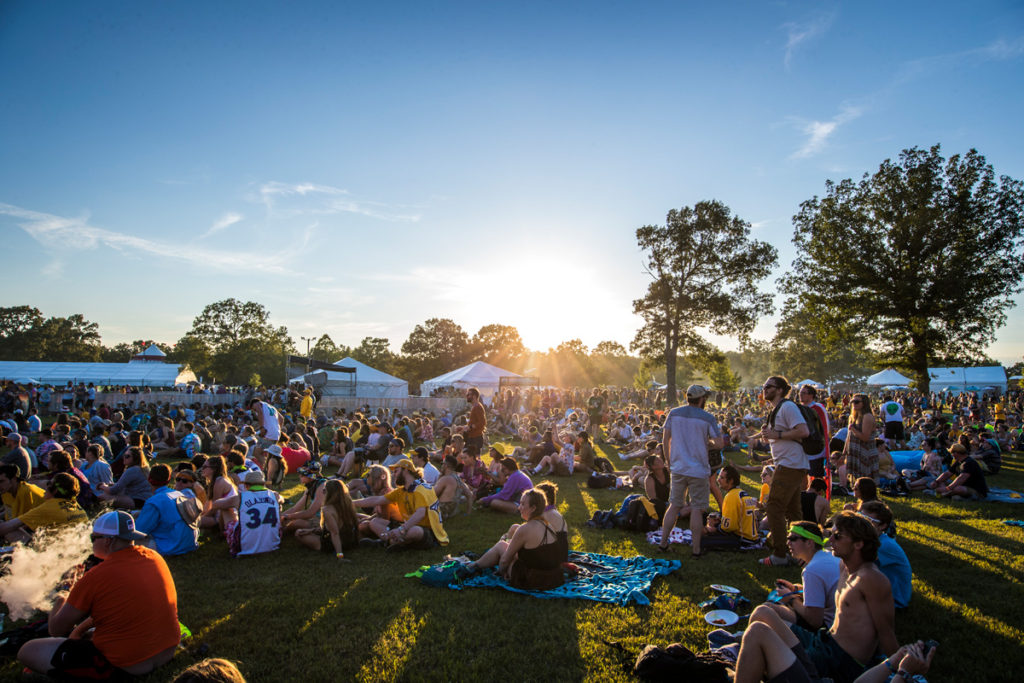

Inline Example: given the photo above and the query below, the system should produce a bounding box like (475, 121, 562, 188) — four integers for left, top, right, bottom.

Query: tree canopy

(0, 306, 102, 362)
(785, 145, 1024, 389)
(631, 200, 778, 403)
(401, 318, 469, 384)
(178, 298, 293, 385)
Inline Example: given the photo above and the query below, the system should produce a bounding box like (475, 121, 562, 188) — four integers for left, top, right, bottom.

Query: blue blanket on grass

(987, 488, 1024, 504)
(447, 551, 680, 605)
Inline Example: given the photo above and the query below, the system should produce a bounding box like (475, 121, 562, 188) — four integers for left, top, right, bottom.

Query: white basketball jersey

(235, 488, 282, 556)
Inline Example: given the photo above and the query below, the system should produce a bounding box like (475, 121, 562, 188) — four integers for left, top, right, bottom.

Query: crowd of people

(1, 375, 1020, 681)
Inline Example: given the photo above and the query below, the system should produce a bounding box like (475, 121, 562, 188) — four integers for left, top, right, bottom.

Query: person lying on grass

(456, 485, 568, 590)
(903, 438, 943, 491)
(352, 458, 449, 551)
(747, 511, 898, 683)
(477, 457, 533, 513)
(761, 521, 841, 631)
(295, 478, 359, 560)
(531, 427, 575, 476)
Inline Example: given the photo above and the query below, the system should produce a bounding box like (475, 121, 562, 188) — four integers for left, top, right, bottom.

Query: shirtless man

(747, 510, 898, 683)
(433, 455, 472, 519)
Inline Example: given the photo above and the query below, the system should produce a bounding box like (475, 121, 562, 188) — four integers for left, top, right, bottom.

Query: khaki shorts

(669, 472, 709, 511)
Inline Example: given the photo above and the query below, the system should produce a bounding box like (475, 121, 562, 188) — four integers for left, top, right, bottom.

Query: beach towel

(987, 488, 1024, 504)
(1001, 520, 1024, 527)
(442, 551, 680, 606)
(646, 528, 767, 550)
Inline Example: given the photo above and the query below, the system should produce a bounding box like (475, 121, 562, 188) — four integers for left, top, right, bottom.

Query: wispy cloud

(789, 105, 863, 159)
(257, 181, 422, 222)
(201, 212, 243, 238)
(0, 202, 290, 273)
(782, 12, 836, 69)
(896, 35, 1024, 84)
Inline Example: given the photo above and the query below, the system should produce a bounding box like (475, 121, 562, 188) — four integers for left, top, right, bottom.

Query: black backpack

(769, 399, 825, 456)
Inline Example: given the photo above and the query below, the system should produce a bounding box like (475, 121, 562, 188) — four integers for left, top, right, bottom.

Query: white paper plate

(710, 584, 740, 594)
(704, 609, 739, 627)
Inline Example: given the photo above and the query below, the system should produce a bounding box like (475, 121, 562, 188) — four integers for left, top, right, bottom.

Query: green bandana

(789, 524, 825, 546)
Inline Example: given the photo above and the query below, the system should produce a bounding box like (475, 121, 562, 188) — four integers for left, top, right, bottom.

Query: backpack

(420, 561, 463, 587)
(769, 399, 824, 456)
(633, 643, 730, 682)
(587, 472, 617, 489)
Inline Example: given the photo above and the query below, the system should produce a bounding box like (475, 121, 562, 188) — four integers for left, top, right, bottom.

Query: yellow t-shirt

(721, 487, 758, 541)
(2, 482, 46, 521)
(18, 498, 88, 531)
(385, 484, 449, 545)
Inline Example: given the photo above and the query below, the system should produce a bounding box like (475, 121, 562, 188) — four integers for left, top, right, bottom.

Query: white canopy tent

(420, 361, 522, 398)
(0, 360, 193, 386)
(865, 368, 913, 386)
(927, 366, 1007, 393)
(796, 379, 825, 389)
(297, 357, 408, 398)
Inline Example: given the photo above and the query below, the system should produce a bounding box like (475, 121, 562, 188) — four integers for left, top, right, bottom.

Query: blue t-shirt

(664, 405, 721, 478)
(877, 533, 912, 609)
(135, 487, 199, 556)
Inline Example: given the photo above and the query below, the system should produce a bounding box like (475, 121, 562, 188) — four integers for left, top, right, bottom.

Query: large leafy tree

(470, 324, 525, 368)
(631, 200, 778, 404)
(786, 145, 1024, 389)
(0, 306, 44, 360)
(350, 336, 396, 374)
(401, 318, 469, 383)
(771, 300, 871, 385)
(0, 306, 102, 361)
(184, 299, 293, 385)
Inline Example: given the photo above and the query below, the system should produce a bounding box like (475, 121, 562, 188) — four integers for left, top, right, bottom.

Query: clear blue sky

(3, 1, 1023, 364)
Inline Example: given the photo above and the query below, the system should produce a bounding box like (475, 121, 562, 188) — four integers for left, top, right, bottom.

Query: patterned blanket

(442, 551, 680, 606)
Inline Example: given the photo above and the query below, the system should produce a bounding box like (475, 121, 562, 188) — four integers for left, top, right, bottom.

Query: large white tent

(297, 357, 408, 398)
(420, 361, 522, 398)
(927, 366, 1007, 393)
(0, 359, 193, 386)
(865, 368, 913, 386)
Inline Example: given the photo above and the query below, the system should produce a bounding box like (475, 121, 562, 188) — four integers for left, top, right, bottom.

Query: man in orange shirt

(18, 511, 180, 679)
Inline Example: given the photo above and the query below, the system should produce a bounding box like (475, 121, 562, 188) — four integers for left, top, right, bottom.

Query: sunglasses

(786, 535, 803, 542)
(762, 384, 777, 391)
(829, 529, 844, 539)
(175, 477, 194, 484)
(851, 400, 862, 404)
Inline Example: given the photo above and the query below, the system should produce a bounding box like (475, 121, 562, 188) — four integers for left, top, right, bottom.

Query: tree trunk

(909, 335, 930, 392)
(665, 344, 677, 406)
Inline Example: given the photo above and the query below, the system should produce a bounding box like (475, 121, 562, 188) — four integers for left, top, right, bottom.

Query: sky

(2, 1, 1023, 364)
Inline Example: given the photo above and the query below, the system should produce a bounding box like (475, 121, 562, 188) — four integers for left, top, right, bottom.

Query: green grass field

(5, 444, 1024, 682)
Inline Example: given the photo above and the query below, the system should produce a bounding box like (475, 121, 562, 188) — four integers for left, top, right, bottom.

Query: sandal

(656, 543, 673, 553)
(758, 555, 792, 567)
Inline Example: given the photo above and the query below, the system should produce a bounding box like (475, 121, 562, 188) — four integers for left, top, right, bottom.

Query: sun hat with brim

(92, 510, 147, 541)
(243, 470, 266, 486)
(388, 458, 417, 473)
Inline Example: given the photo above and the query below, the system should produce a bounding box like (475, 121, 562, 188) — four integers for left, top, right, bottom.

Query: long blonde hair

(849, 393, 872, 425)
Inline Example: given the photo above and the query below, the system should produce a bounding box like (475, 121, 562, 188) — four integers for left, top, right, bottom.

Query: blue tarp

(446, 551, 680, 605)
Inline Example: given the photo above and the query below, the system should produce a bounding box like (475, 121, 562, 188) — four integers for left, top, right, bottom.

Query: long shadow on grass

(898, 534, 1024, 617)
(903, 509, 1024, 555)
(380, 579, 587, 681)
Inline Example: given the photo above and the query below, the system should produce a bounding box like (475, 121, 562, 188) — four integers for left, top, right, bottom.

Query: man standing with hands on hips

(757, 376, 809, 567)
(657, 385, 724, 557)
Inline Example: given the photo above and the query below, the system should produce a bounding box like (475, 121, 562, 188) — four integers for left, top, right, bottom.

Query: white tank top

(235, 488, 281, 556)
